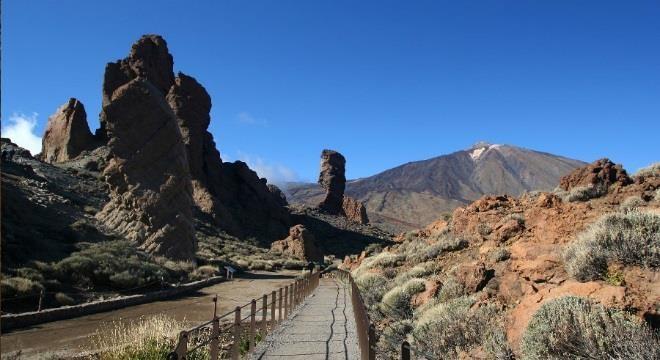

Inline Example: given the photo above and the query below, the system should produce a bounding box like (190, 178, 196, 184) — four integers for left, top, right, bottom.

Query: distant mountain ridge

(285, 143, 586, 232)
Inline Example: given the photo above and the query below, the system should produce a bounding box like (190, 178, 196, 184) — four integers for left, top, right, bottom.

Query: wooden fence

(167, 270, 320, 360)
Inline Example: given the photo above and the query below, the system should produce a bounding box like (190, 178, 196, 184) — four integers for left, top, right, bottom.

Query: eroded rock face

(318, 149, 346, 214)
(96, 78, 196, 260)
(342, 196, 369, 224)
(270, 225, 323, 262)
(100, 34, 175, 139)
(559, 158, 632, 191)
(40, 98, 96, 163)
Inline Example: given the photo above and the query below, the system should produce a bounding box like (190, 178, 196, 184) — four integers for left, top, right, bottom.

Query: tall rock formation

(166, 71, 289, 241)
(40, 98, 96, 163)
(96, 36, 195, 260)
(97, 78, 196, 259)
(318, 149, 346, 214)
(316, 149, 369, 224)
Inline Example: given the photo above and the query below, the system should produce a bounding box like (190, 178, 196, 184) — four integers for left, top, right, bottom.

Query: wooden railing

(168, 270, 321, 360)
(333, 269, 424, 360)
(333, 269, 376, 360)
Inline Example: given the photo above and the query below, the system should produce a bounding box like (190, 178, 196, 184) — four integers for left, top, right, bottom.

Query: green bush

(564, 210, 660, 281)
(52, 241, 169, 290)
(436, 276, 466, 302)
(412, 296, 502, 359)
(380, 278, 426, 320)
(521, 296, 659, 360)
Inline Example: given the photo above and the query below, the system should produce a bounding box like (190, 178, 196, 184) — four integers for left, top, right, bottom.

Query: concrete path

(251, 278, 359, 360)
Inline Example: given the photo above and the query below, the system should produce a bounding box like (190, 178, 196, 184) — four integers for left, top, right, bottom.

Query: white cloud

(236, 111, 269, 126)
(2, 112, 42, 155)
(235, 151, 299, 186)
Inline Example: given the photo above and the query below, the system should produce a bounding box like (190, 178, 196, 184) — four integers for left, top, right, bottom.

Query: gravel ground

(250, 278, 359, 360)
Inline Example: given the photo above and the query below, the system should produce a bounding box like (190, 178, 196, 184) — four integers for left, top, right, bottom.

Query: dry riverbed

(1, 270, 299, 359)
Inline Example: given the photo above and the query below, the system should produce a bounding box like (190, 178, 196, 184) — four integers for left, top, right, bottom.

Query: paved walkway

(250, 278, 359, 360)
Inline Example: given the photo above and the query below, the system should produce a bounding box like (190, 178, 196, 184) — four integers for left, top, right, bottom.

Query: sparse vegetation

(410, 234, 468, 263)
(564, 184, 608, 202)
(634, 162, 660, 179)
(380, 278, 426, 319)
(91, 314, 208, 360)
(489, 248, 511, 262)
(412, 296, 505, 359)
(354, 272, 390, 309)
(0, 276, 44, 298)
(620, 195, 645, 211)
(564, 210, 660, 281)
(520, 296, 659, 360)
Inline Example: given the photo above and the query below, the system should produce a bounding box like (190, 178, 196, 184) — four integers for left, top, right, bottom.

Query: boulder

(96, 78, 196, 260)
(270, 225, 323, 263)
(559, 158, 632, 191)
(40, 98, 96, 163)
(318, 149, 346, 214)
(342, 196, 369, 224)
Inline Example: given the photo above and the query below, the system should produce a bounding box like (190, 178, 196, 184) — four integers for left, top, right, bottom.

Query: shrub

(352, 252, 405, 278)
(380, 278, 426, 319)
(55, 292, 76, 306)
(377, 319, 414, 358)
(520, 296, 659, 360)
(564, 210, 660, 281)
(91, 314, 207, 360)
(634, 162, 660, 178)
(355, 272, 390, 309)
(282, 259, 306, 269)
(564, 184, 607, 202)
(411, 234, 468, 263)
(489, 248, 511, 262)
(412, 296, 500, 358)
(393, 262, 437, 287)
(620, 196, 645, 211)
(477, 223, 492, 236)
(436, 276, 466, 302)
(1, 277, 44, 298)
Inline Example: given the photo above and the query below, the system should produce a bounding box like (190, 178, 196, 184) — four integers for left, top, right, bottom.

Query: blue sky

(3, 1, 659, 183)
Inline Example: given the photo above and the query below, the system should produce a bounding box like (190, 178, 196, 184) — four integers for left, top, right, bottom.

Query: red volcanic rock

(40, 98, 96, 163)
(342, 196, 369, 224)
(96, 78, 196, 260)
(559, 158, 632, 191)
(318, 149, 346, 214)
(271, 225, 323, 263)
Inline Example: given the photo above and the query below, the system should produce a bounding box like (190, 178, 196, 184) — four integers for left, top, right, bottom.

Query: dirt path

(250, 278, 358, 360)
(1, 271, 299, 359)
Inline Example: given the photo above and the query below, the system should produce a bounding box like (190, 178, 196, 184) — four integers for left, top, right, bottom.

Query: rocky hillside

(1, 35, 391, 313)
(343, 159, 660, 359)
(286, 143, 585, 232)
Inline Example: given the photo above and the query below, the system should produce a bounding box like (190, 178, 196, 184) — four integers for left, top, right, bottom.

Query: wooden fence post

(368, 324, 376, 360)
(400, 341, 411, 360)
(174, 331, 188, 359)
(289, 284, 294, 312)
(249, 299, 257, 352)
(278, 288, 283, 322)
(271, 291, 276, 325)
(284, 285, 289, 319)
(210, 317, 219, 360)
(231, 306, 241, 360)
(262, 294, 268, 335)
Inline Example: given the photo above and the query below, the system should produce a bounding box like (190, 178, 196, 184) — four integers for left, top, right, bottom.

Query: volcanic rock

(342, 196, 369, 224)
(559, 158, 632, 191)
(96, 78, 196, 260)
(99, 34, 175, 138)
(318, 149, 346, 214)
(270, 224, 323, 263)
(40, 98, 96, 163)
